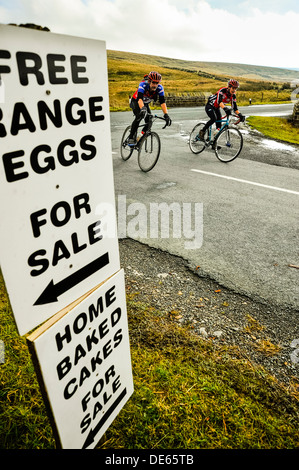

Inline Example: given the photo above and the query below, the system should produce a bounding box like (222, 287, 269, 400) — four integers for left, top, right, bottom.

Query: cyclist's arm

(219, 100, 238, 113)
(230, 98, 244, 120)
(137, 92, 145, 109)
(161, 102, 168, 115)
(158, 94, 168, 115)
(138, 98, 145, 109)
(232, 95, 238, 113)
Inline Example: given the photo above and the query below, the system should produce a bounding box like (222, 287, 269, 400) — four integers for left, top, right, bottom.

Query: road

(109, 103, 299, 310)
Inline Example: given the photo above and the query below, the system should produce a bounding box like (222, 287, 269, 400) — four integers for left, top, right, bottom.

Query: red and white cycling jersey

(208, 87, 238, 111)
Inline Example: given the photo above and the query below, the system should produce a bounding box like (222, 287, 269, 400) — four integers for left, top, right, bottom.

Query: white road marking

(191, 169, 299, 196)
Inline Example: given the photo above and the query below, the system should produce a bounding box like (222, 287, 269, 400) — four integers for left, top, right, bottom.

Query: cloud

(1, 0, 298, 68)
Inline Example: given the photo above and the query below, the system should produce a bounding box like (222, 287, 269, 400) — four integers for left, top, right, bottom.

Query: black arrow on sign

(34, 252, 110, 306)
(82, 387, 127, 449)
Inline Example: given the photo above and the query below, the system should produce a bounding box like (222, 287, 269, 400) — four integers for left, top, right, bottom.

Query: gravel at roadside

(119, 238, 299, 389)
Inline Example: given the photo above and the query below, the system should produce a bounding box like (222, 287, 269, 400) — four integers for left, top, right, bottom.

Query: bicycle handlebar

(233, 114, 242, 125)
(149, 114, 168, 129)
(220, 113, 243, 125)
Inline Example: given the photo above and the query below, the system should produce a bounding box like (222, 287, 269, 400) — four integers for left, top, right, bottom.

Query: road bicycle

(189, 114, 244, 162)
(120, 114, 168, 172)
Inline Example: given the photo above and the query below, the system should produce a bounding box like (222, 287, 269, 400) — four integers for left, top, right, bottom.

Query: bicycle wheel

(214, 126, 243, 162)
(120, 125, 134, 161)
(189, 122, 207, 154)
(138, 132, 161, 172)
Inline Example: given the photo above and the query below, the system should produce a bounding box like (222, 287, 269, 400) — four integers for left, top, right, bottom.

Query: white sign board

(27, 269, 133, 449)
(0, 25, 120, 335)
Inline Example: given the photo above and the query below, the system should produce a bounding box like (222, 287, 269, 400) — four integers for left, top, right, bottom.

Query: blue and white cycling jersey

(132, 81, 165, 104)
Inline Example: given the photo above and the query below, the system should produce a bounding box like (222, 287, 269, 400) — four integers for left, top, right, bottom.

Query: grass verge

(0, 274, 55, 449)
(1, 274, 299, 449)
(246, 116, 299, 146)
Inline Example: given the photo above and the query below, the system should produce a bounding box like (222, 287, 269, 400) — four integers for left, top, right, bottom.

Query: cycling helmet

(148, 71, 162, 83)
(228, 79, 239, 88)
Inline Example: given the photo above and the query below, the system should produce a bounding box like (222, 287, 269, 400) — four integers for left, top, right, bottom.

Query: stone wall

(165, 93, 206, 108)
(292, 101, 299, 127)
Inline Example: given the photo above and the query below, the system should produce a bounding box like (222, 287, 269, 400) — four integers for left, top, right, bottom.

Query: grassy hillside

(108, 55, 224, 109)
(108, 50, 299, 83)
(107, 50, 295, 110)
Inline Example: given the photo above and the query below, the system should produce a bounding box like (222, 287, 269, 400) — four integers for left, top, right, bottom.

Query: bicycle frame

(120, 114, 167, 171)
(189, 112, 244, 161)
(206, 114, 241, 146)
(133, 114, 167, 149)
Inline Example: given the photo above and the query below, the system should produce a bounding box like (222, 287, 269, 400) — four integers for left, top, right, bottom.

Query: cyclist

(199, 79, 245, 146)
(127, 71, 172, 146)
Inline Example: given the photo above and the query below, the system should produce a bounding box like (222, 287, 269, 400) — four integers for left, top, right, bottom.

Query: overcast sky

(0, 0, 298, 69)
